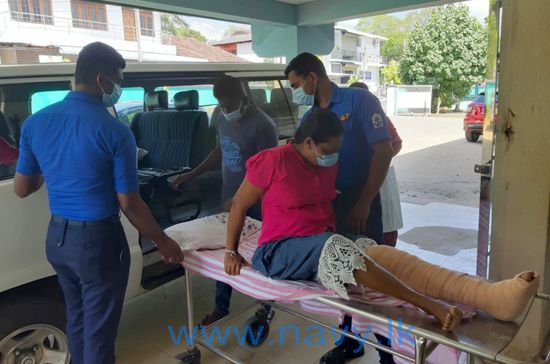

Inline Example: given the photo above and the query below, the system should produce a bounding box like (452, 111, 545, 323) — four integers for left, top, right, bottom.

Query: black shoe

(319, 343, 365, 364)
(200, 310, 228, 327)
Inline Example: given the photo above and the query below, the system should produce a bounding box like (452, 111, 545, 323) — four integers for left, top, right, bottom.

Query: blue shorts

(251, 232, 335, 281)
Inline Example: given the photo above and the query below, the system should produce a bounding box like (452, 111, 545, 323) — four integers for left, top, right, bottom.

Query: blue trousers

(45, 216, 130, 364)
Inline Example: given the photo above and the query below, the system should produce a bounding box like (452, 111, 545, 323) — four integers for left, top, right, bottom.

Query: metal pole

(134, 8, 143, 62)
(267, 301, 413, 362)
(185, 272, 195, 350)
(415, 336, 427, 364)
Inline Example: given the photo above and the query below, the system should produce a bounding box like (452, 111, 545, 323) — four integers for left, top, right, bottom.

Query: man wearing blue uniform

(285, 53, 394, 364)
(14, 42, 183, 364)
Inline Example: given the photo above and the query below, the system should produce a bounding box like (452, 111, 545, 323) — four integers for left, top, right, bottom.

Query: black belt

(51, 215, 120, 227)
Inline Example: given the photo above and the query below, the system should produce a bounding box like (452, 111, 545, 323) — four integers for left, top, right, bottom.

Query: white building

(211, 26, 387, 91)
(321, 26, 388, 91)
(0, 0, 204, 64)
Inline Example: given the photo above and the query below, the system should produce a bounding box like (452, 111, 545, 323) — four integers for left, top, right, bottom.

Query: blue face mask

(292, 74, 316, 106)
(222, 101, 244, 122)
(100, 75, 122, 108)
(313, 145, 339, 167)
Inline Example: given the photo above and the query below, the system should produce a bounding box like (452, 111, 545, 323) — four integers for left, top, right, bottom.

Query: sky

(181, 0, 489, 42)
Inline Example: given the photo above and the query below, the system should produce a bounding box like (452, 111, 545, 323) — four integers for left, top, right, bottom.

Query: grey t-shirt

(214, 104, 278, 205)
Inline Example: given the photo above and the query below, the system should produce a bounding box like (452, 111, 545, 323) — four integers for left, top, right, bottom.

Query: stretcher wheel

(244, 308, 272, 347)
(176, 347, 201, 364)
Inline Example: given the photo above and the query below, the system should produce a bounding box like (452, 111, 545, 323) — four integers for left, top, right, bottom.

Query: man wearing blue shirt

(14, 42, 183, 364)
(286, 53, 394, 364)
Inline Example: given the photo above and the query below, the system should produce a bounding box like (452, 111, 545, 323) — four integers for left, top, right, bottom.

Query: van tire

(0, 296, 69, 364)
(465, 131, 480, 142)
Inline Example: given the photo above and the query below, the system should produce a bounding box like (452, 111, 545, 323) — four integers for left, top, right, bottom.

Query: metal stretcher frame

(177, 272, 550, 364)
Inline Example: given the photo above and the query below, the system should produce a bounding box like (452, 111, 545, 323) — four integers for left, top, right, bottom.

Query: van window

(247, 80, 298, 140)
(154, 85, 218, 118)
(30, 90, 70, 114)
(154, 85, 217, 108)
(115, 87, 145, 126)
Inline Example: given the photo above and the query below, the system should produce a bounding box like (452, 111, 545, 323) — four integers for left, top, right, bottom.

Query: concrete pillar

(251, 23, 334, 61)
(490, 0, 550, 358)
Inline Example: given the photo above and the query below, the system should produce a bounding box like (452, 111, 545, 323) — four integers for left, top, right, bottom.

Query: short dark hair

(284, 52, 328, 79)
(294, 109, 343, 144)
(75, 42, 126, 85)
(349, 82, 368, 91)
(213, 76, 244, 100)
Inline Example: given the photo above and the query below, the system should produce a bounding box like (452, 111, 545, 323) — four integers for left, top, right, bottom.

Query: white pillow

(165, 213, 262, 251)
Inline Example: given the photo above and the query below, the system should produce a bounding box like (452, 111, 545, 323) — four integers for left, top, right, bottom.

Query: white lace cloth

(317, 235, 377, 299)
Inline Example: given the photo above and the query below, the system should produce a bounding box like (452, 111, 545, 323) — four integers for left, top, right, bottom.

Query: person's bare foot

(426, 300, 463, 331)
(442, 306, 463, 331)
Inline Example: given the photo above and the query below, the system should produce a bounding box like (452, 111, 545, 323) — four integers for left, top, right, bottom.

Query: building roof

(167, 36, 248, 63)
(209, 33, 252, 46)
(334, 26, 388, 41)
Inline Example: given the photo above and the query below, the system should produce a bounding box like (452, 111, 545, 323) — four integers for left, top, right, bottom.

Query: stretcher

(172, 219, 550, 364)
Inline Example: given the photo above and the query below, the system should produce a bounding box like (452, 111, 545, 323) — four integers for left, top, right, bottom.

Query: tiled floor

(116, 201, 479, 363)
(116, 275, 382, 364)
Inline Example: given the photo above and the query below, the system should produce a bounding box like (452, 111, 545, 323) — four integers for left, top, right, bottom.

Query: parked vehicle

(0, 62, 298, 364)
(463, 93, 485, 142)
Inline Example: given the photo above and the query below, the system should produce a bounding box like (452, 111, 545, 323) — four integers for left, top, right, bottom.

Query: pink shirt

(245, 143, 338, 246)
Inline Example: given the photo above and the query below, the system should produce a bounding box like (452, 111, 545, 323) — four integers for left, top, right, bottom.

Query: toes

(443, 307, 463, 331)
(518, 271, 537, 282)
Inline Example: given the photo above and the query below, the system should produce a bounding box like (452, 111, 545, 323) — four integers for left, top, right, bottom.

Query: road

(390, 114, 484, 208)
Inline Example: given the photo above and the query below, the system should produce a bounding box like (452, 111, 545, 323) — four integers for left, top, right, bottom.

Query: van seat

(130, 90, 210, 169)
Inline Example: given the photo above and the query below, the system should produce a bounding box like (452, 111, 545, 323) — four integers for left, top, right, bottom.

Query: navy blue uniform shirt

(16, 91, 139, 221)
(303, 83, 390, 190)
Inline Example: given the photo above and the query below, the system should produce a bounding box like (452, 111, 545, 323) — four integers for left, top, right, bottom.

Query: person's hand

(224, 251, 248, 276)
(223, 198, 233, 212)
(156, 236, 184, 264)
(171, 172, 194, 189)
(347, 203, 371, 234)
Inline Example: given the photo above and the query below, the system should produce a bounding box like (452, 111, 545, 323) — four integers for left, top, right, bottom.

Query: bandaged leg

(366, 245, 540, 321)
(317, 235, 462, 331)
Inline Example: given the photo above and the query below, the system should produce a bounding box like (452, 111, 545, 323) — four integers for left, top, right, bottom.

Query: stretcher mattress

(180, 228, 472, 363)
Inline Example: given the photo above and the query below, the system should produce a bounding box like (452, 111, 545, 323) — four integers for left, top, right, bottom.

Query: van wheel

(465, 131, 480, 142)
(0, 297, 69, 364)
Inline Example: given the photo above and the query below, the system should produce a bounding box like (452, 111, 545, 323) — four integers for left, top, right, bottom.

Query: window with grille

(139, 10, 154, 37)
(71, 0, 108, 31)
(8, 0, 53, 25)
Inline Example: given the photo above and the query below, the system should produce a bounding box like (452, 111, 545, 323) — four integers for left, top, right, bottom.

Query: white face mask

(222, 101, 244, 122)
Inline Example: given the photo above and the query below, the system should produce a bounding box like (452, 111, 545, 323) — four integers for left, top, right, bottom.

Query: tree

(381, 60, 401, 85)
(357, 14, 401, 37)
(381, 31, 408, 61)
(161, 13, 208, 43)
(402, 8, 433, 32)
(170, 27, 207, 43)
(161, 14, 188, 31)
(346, 74, 361, 85)
(357, 10, 433, 62)
(400, 5, 487, 113)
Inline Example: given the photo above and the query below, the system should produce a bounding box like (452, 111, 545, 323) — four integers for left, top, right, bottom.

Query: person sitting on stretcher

(223, 108, 539, 331)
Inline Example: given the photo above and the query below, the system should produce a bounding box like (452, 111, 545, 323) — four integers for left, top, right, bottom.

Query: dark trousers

(45, 216, 130, 364)
(333, 191, 394, 363)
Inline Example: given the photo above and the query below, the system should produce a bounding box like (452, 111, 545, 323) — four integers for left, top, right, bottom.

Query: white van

(0, 62, 301, 363)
